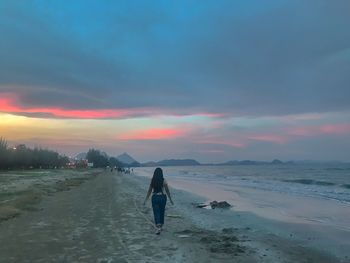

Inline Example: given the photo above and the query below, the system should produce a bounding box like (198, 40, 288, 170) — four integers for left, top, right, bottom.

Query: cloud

(193, 139, 245, 149)
(0, 94, 227, 119)
(0, 96, 155, 119)
(1, 0, 350, 162)
(0, 0, 349, 117)
(247, 135, 287, 144)
(288, 124, 350, 137)
(117, 128, 187, 140)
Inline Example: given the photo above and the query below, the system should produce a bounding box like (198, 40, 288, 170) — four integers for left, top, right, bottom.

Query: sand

(0, 169, 346, 262)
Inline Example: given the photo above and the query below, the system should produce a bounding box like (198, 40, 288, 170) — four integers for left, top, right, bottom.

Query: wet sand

(0, 170, 345, 262)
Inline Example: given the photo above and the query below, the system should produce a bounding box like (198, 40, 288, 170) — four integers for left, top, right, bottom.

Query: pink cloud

(195, 139, 245, 148)
(288, 127, 314, 136)
(0, 97, 18, 112)
(281, 113, 324, 122)
(0, 94, 224, 119)
(188, 112, 226, 118)
(118, 128, 187, 140)
(319, 124, 350, 134)
(288, 124, 350, 136)
(0, 97, 154, 119)
(246, 124, 350, 145)
(247, 134, 287, 144)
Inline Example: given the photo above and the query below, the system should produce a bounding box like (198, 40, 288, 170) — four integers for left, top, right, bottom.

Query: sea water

(135, 164, 350, 231)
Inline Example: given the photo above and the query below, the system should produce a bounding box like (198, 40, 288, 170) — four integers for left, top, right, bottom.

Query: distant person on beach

(143, 167, 174, 235)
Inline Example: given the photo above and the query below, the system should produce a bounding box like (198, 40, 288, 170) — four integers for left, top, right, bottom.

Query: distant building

(66, 158, 89, 169)
(66, 162, 76, 169)
(14, 144, 26, 150)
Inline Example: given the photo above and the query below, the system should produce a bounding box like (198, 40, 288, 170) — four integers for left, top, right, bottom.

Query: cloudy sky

(1, 0, 349, 162)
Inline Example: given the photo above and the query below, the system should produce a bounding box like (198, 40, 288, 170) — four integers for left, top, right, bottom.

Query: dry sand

(0, 170, 345, 262)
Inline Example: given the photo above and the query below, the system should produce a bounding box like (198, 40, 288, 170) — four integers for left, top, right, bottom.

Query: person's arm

(164, 181, 174, 205)
(143, 184, 152, 205)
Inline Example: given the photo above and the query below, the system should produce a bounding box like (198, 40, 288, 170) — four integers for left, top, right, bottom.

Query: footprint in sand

(128, 244, 145, 251)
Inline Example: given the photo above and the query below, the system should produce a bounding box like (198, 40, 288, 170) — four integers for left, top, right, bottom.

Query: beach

(0, 169, 347, 262)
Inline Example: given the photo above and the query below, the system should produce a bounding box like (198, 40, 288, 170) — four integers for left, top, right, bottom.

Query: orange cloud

(118, 128, 187, 140)
(0, 95, 225, 120)
(0, 97, 154, 119)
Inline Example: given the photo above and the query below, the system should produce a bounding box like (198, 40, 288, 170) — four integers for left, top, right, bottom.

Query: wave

(282, 179, 335, 186)
(325, 167, 350, 171)
(341, 184, 350, 189)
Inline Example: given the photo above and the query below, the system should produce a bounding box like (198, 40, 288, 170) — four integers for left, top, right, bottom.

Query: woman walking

(143, 167, 174, 234)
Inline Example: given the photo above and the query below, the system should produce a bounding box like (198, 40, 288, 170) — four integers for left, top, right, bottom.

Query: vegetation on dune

(0, 138, 126, 170)
(0, 137, 69, 170)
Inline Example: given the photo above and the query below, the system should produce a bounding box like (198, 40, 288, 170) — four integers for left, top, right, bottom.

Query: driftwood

(191, 202, 209, 208)
(192, 201, 232, 209)
(196, 204, 209, 208)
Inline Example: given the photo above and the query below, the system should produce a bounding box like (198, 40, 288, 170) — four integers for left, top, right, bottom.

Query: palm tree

(0, 137, 9, 169)
(0, 137, 7, 150)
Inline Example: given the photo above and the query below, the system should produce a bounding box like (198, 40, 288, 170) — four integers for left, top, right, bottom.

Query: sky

(0, 0, 350, 163)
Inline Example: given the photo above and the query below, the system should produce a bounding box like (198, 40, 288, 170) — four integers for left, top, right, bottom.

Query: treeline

(86, 148, 124, 168)
(0, 138, 69, 170)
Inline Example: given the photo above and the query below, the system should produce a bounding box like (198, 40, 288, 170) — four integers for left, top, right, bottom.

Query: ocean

(135, 164, 350, 231)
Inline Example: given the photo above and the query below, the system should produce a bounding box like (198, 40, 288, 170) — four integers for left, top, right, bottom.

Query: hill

(142, 159, 200, 167)
(217, 159, 286, 165)
(116, 153, 138, 165)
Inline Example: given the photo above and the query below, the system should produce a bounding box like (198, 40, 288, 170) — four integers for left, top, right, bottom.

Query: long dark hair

(151, 167, 164, 192)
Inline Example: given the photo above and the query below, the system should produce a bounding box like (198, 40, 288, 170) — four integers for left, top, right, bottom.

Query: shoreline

(133, 169, 349, 262)
(0, 169, 347, 262)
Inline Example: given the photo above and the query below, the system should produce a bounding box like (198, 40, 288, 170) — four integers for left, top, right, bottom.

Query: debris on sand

(209, 201, 232, 209)
(191, 202, 208, 208)
(178, 234, 191, 238)
(167, 214, 182, 218)
(192, 201, 232, 209)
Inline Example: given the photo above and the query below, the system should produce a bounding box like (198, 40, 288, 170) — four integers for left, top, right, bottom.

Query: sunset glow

(0, 0, 349, 162)
(0, 97, 152, 119)
(118, 128, 187, 140)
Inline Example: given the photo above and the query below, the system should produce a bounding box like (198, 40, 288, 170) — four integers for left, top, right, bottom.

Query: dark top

(153, 180, 167, 194)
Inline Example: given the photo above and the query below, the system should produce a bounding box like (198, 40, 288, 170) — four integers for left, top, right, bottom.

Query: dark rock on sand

(210, 201, 232, 209)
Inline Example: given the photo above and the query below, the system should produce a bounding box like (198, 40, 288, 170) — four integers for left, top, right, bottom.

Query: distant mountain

(142, 159, 201, 167)
(216, 159, 287, 165)
(239, 160, 261, 165)
(217, 160, 260, 165)
(158, 159, 200, 166)
(75, 152, 87, 160)
(219, 160, 239, 165)
(271, 159, 283, 164)
(116, 153, 138, 165)
(142, 161, 158, 167)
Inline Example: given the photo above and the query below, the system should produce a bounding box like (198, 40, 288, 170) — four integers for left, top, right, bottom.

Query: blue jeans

(151, 194, 167, 226)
